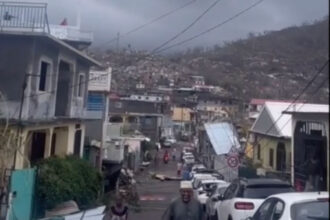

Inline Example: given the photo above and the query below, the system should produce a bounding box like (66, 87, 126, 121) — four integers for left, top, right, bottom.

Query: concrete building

(84, 68, 112, 168)
(283, 104, 329, 192)
(248, 102, 292, 180)
(0, 2, 100, 169)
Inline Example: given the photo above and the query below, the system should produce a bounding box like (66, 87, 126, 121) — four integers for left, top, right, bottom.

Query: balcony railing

(0, 1, 49, 33)
(50, 25, 93, 43)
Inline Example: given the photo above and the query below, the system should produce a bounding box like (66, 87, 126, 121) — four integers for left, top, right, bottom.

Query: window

(77, 74, 84, 97)
(243, 185, 294, 199)
(291, 201, 329, 220)
(223, 183, 238, 200)
(269, 149, 274, 167)
(39, 61, 50, 91)
(270, 200, 285, 220)
(253, 198, 274, 220)
(257, 144, 261, 160)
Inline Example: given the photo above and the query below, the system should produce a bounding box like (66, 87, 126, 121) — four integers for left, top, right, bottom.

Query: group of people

(107, 181, 203, 220)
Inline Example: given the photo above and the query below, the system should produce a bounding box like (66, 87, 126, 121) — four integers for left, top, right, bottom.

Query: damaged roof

(204, 122, 240, 155)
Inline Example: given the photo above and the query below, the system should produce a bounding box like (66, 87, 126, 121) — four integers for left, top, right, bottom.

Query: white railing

(0, 1, 49, 33)
(50, 25, 93, 43)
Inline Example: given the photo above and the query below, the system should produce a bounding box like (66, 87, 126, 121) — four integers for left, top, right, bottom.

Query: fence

(0, 1, 49, 33)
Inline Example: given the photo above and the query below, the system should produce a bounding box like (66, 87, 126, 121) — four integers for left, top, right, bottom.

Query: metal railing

(0, 1, 49, 33)
(50, 24, 93, 43)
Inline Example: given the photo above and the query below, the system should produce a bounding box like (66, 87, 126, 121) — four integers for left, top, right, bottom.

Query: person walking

(163, 150, 170, 164)
(162, 181, 203, 220)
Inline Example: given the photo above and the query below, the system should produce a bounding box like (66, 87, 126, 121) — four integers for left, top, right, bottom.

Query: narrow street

(129, 145, 183, 219)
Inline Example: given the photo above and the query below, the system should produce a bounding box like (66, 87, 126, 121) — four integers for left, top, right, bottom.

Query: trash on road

(150, 172, 182, 181)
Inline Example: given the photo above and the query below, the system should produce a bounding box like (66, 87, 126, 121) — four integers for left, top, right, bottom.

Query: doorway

(73, 129, 82, 156)
(30, 132, 46, 165)
(276, 142, 286, 171)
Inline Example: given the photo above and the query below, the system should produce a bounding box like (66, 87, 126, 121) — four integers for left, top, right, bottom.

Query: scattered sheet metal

(45, 201, 79, 217)
(64, 206, 106, 220)
(150, 172, 182, 181)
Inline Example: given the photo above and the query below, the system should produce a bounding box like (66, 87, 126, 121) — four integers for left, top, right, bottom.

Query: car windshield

(202, 182, 218, 191)
(243, 185, 295, 199)
(291, 201, 329, 220)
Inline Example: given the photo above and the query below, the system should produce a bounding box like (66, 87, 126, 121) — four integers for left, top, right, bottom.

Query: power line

(218, 66, 329, 177)
(151, 0, 222, 53)
(208, 60, 328, 176)
(155, 0, 266, 54)
(243, 59, 329, 169)
(95, 0, 196, 48)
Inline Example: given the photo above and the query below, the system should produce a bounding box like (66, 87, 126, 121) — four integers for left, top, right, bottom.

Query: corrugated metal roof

(204, 122, 240, 155)
(284, 103, 329, 113)
(251, 102, 292, 138)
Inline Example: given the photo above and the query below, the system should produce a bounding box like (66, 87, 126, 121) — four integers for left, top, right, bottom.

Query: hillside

(174, 17, 329, 103)
(91, 17, 329, 103)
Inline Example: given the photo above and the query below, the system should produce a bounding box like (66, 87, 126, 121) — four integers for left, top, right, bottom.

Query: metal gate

(8, 168, 36, 220)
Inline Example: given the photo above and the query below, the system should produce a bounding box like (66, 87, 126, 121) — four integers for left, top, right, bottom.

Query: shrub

(36, 156, 103, 210)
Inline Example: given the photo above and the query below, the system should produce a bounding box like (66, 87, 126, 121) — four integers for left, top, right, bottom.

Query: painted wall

(13, 122, 85, 169)
(172, 107, 192, 122)
(252, 134, 291, 173)
(0, 34, 92, 120)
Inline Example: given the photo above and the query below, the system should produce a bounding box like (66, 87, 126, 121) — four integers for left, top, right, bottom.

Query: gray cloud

(12, 0, 329, 52)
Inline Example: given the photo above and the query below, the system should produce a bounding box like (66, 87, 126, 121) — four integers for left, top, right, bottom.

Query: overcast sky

(18, 0, 329, 52)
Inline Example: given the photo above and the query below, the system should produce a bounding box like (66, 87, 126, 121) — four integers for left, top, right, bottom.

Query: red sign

(227, 155, 239, 168)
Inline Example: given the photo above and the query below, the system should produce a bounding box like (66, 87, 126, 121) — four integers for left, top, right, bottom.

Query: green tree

(37, 156, 103, 210)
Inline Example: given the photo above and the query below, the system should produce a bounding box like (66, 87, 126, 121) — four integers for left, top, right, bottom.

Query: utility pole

(13, 73, 28, 170)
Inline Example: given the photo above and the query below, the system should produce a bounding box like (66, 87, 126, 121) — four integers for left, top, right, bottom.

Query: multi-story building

(0, 2, 100, 169)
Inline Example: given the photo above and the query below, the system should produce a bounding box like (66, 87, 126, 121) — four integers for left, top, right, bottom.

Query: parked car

(195, 180, 228, 210)
(162, 141, 172, 148)
(246, 191, 329, 220)
(183, 146, 194, 154)
(191, 168, 225, 180)
(183, 155, 195, 164)
(192, 164, 206, 172)
(206, 182, 230, 220)
(182, 152, 193, 158)
(192, 174, 220, 189)
(216, 178, 295, 220)
(166, 136, 176, 144)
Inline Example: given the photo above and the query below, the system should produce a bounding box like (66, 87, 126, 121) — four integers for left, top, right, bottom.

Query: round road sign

(227, 155, 239, 168)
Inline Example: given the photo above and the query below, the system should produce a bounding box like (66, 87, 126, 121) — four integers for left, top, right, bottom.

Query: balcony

(0, 1, 49, 33)
(49, 25, 93, 45)
(0, 2, 93, 46)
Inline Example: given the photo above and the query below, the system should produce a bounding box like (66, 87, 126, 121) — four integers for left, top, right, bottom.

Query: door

(276, 142, 286, 171)
(55, 61, 71, 117)
(73, 129, 82, 156)
(217, 182, 238, 220)
(8, 168, 36, 220)
(30, 132, 46, 165)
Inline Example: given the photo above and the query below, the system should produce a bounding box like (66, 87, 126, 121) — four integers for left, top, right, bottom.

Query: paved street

(128, 146, 182, 219)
